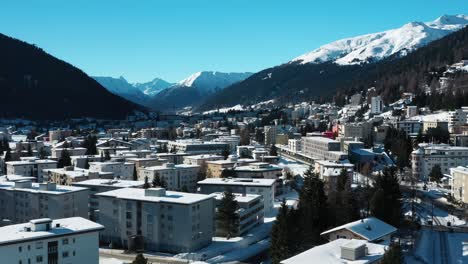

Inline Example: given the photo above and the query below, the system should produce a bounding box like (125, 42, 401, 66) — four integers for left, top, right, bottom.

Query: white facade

(233, 162, 283, 179)
(264, 126, 278, 146)
(198, 178, 276, 215)
(183, 154, 224, 166)
(0, 181, 89, 225)
(448, 109, 467, 133)
(97, 188, 215, 253)
(407, 106, 418, 118)
(450, 166, 468, 204)
(370, 96, 383, 114)
(288, 139, 302, 153)
(6, 159, 58, 182)
(302, 136, 346, 161)
(0, 217, 103, 264)
(139, 163, 200, 192)
(51, 147, 87, 159)
(167, 140, 230, 154)
(89, 161, 135, 180)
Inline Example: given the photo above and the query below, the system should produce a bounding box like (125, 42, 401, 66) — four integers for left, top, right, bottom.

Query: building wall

(451, 168, 468, 204)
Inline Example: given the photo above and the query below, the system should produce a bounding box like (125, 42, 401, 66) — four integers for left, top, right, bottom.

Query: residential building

(205, 156, 255, 178)
(288, 139, 302, 153)
(302, 136, 346, 161)
(167, 140, 230, 155)
(320, 217, 397, 245)
(450, 166, 468, 204)
(314, 160, 354, 193)
(88, 161, 135, 180)
(97, 188, 215, 253)
(396, 120, 422, 136)
(0, 181, 88, 224)
(198, 178, 276, 215)
(412, 143, 468, 180)
(72, 179, 144, 221)
(0, 217, 103, 264)
(139, 163, 200, 192)
(264, 125, 277, 146)
(6, 159, 58, 182)
(213, 192, 264, 236)
(448, 109, 467, 133)
(422, 120, 448, 134)
(233, 162, 283, 179)
(183, 154, 224, 166)
(407, 105, 418, 118)
(370, 96, 383, 114)
(43, 167, 113, 185)
(51, 147, 87, 159)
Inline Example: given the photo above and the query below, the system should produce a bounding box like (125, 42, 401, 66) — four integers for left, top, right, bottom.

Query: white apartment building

(288, 139, 302, 153)
(302, 136, 346, 161)
(97, 188, 215, 253)
(6, 159, 58, 182)
(448, 109, 467, 133)
(72, 179, 144, 221)
(0, 217, 103, 264)
(370, 96, 383, 114)
(213, 192, 264, 236)
(412, 143, 468, 180)
(233, 162, 283, 179)
(339, 122, 372, 140)
(0, 181, 89, 224)
(264, 126, 278, 146)
(51, 147, 87, 159)
(89, 161, 135, 180)
(396, 120, 422, 136)
(314, 160, 354, 192)
(183, 154, 224, 166)
(450, 166, 468, 204)
(167, 140, 230, 154)
(198, 178, 276, 215)
(139, 163, 200, 192)
(407, 106, 418, 118)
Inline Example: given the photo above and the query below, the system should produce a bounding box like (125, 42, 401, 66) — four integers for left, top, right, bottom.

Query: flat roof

(6, 159, 57, 165)
(72, 179, 144, 188)
(96, 188, 214, 204)
(0, 182, 88, 194)
(197, 178, 276, 187)
(212, 192, 261, 203)
(0, 217, 104, 245)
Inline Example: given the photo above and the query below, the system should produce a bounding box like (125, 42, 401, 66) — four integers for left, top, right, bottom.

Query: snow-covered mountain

(176, 71, 253, 93)
(134, 78, 174, 97)
(148, 71, 253, 110)
(93, 76, 150, 105)
(291, 14, 468, 65)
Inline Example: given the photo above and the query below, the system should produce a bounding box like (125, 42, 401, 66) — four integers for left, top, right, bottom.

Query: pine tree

(104, 150, 111, 161)
(39, 147, 47, 159)
(381, 244, 403, 264)
(132, 253, 148, 264)
(429, 164, 443, 183)
(216, 190, 240, 239)
(27, 144, 33, 156)
(270, 200, 292, 264)
(297, 166, 329, 248)
(100, 152, 104, 162)
(57, 149, 72, 168)
(197, 161, 208, 181)
(84, 158, 90, 169)
(143, 176, 151, 189)
(370, 167, 402, 227)
(133, 166, 138, 181)
(221, 146, 230, 159)
(152, 174, 163, 187)
(270, 144, 278, 156)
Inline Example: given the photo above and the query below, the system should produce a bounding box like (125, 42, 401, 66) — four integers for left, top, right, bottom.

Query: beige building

(450, 166, 468, 204)
(205, 156, 255, 178)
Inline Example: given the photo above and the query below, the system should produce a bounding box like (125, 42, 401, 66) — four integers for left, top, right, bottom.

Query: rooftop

(96, 187, 214, 204)
(72, 179, 144, 188)
(281, 239, 386, 264)
(0, 181, 87, 195)
(321, 217, 397, 242)
(0, 217, 103, 245)
(197, 177, 276, 187)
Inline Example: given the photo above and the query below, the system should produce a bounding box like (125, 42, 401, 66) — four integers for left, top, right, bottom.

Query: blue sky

(1, 1, 467, 83)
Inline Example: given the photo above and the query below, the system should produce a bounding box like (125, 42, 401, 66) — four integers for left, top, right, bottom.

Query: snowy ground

(277, 156, 309, 176)
(403, 198, 466, 226)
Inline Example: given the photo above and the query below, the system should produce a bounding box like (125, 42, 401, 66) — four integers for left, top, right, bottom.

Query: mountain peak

(177, 71, 253, 92)
(291, 14, 468, 65)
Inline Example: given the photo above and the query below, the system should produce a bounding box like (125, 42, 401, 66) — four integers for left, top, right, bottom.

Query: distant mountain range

(0, 33, 142, 120)
(201, 15, 468, 109)
(95, 71, 252, 109)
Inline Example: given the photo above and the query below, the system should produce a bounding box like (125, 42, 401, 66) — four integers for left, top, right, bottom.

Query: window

(18, 246, 22, 252)
(36, 256, 43, 262)
(62, 238, 69, 245)
(62, 251, 69, 258)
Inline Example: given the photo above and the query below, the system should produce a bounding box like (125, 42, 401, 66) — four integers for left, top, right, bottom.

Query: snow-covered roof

(197, 178, 276, 187)
(321, 217, 397, 242)
(72, 179, 144, 188)
(281, 239, 387, 264)
(0, 217, 103, 245)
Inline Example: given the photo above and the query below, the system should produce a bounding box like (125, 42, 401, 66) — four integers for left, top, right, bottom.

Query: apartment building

(396, 120, 422, 136)
(213, 192, 264, 236)
(51, 147, 87, 159)
(205, 156, 256, 178)
(139, 163, 200, 192)
(97, 188, 215, 253)
(302, 136, 346, 161)
(183, 154, 224, 166)
(43, 167, 113, 185)
(288, 139, 302, 153)
(264, 126, 278, 146)
(233, 162, 283, 179)
(412, 143, 468, 180)
(314, 160, 354, 193)
(72, 179, 144, 221)
(0, 217, 103, 264)
(448, 109, 467, 133)
(198, 178, 275, 215)
(6, 159, 58, 182)
(0, 181, 88, 224)
(89, 161, 135, 180)
(370, 96, 383, 114)
(167, 140, 230, 155)
(450, 166, 468, 204)
(338, 122, 372, 140)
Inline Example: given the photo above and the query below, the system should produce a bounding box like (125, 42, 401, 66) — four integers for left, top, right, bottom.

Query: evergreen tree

(133, 166, 138, 181)
(221, 168, 235, 178)
(27, 144, 33, 156)
(39, 147, 47, 159)
(84, 158, 90, 169)
(57, 149, 72, 168)
(181, 185, 189, 192)
(100, 152, 104, 162)
(429, 164, 443, 183)
(197, 161, 208, 181)
(104, 150, 111, 161)
(297, 166, 329, 248)
(216, 190, 240, 239)
(143, 176, 151, 189)
(132, 253, 148, 264)
(221, 146, 230, 159)
(370, 167, 402, 227)
(381, 244, 403, 264)
(239, 129, 250, 146)
(152, 174, 163, 187)
(269, 144, 278, 156)
(270, 200, 292, 264)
